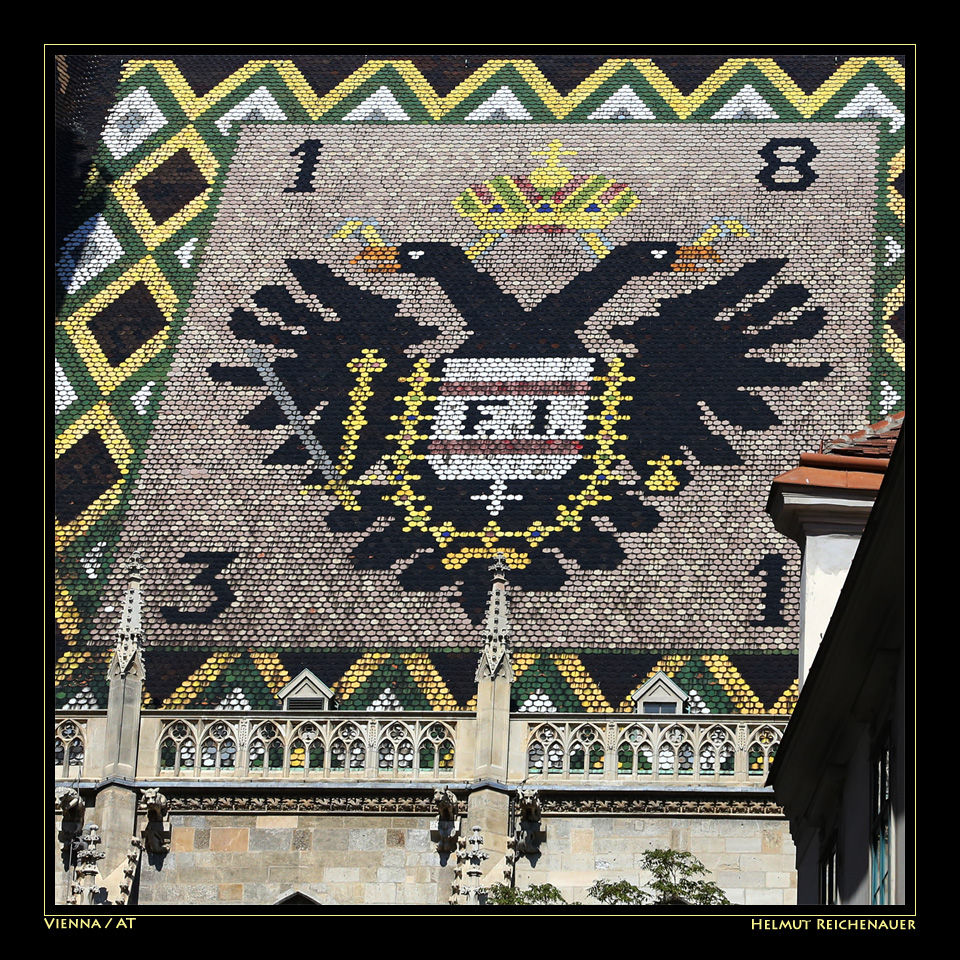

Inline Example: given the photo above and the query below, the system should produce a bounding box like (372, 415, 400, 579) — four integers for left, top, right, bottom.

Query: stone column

(98, 556, 148, 881)
(473, 556, 514, 782)
(462, 556, 517, 901)
(462, 787, 512, 901)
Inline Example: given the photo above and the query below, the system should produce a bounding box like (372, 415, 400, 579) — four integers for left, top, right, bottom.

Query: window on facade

(819, 834, 839, 905)
(643, 701, 677, 714)
(870, 736, 892, 905)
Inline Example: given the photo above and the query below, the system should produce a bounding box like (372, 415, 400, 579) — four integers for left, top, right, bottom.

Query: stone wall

(138, 813, 456, 906)
(516, 815, 796, 905)
(127, 810, 794, 906)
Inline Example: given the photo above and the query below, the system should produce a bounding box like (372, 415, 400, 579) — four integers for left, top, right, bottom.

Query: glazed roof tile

(54, 55, 903, 720)
(726, 653, 801, 710)
(770, 414, 904, 495)
(822, 411, 904, 458)
(54, 647, 798, 715)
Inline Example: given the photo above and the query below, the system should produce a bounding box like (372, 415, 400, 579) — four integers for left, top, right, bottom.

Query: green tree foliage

(590, 849, 731, 905)
(486, 849, 730, 906)
(486, 883, 568, 905)
(587, 879, 648, 904)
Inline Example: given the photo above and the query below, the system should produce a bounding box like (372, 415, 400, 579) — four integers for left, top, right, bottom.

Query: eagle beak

(672, 245, 723, 273)
(350, 245, 402, 273)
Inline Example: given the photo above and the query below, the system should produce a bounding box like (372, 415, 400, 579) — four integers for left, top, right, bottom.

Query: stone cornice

(767, 486, 877, 544)
(540, 795, 784, 817)
(141, 786, 783, 818)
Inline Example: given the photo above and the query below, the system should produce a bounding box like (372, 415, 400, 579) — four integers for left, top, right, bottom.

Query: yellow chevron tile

(769, 679, 799, 715)
(702, 654, 764, 713)
(54, 647, 93, 683)
(334, 651, 391, 701)
(883, 324, 906, 370)
(122, 59, 288, 120)
(119, 57, 906, 131)
(882, 279, 906, 370)
(551, 654, 610, 712)
(54, 577, 83, 643)
(888, 148, 906, 221)
(160, 652, 241, 708)
(249, 650, 291, 696)
(400, 653, 459, 710)
(512, 652, 540, 677)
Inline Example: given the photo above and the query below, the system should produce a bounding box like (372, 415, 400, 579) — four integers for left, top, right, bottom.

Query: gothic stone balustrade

(55, 712, 784, 786)
(517, 716, 785, 785)
(147, 713, 464, 781)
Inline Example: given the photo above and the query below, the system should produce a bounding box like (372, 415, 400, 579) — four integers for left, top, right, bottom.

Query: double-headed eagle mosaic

(212, 142, 829, 620)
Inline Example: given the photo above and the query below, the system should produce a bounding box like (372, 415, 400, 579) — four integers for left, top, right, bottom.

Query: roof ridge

(822, 410, 904, 457)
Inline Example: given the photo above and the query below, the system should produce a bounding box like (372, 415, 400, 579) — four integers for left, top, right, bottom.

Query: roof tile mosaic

(55, 645, 800, 714)
(54, 54, 906, 707)
(54, 647, 110, 710)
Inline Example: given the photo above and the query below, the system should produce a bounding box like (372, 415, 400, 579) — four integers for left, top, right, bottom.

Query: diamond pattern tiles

(55, 431, 123, 525)
(101, 85, 169, 159)
(110, 126, 218, 250)
(54, 56, 906, 706)
(57, 215, 124, 295)
(133, 148, 210, 223)
(60, 257, 177, 394)
(86, 281, 169, 366)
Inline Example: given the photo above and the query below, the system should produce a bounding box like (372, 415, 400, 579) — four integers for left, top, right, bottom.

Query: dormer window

(287, 696, 328, 711)
(631, 672, 690, 715)
(643, 701, 677, 715)
(276, 669, 336, 712)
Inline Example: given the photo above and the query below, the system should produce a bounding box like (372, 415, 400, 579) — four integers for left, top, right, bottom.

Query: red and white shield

(426, 357, 595, 516)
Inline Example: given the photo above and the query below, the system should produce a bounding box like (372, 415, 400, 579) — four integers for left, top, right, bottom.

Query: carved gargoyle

(433, 786, 459, 822)
(516, 785, 541, 822)
(58, 788, 85, 846)
(141, 787, 172, 855)
(144, 787, 170, 820)
(513, 785, 545, 857)
(431, 787, 461, 854)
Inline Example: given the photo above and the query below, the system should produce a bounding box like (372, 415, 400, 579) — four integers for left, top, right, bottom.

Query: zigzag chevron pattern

(53, 645, 797, 715)
(54, 56, 907, 679)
